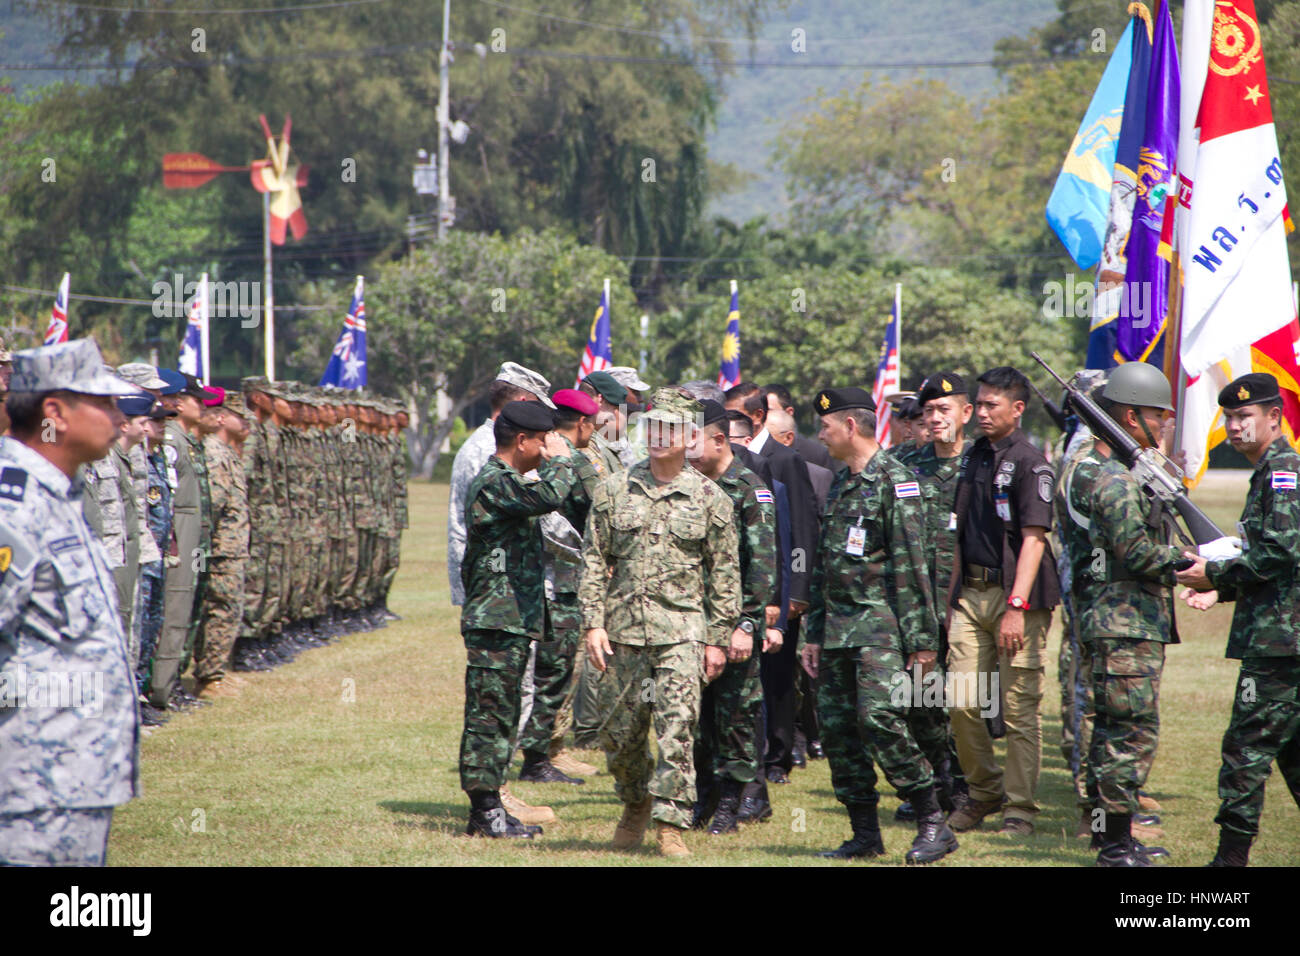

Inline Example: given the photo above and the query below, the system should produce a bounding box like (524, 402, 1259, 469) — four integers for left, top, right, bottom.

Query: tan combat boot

(1138, 793, 1163, 813)
(550, 748, 599, 778)
(612, 797, 653, 850)
(1076, 810, 1094, 839)
(500, 785, 556, 826)
(656, 822, 690, 858)
(197, 678, 240, 700)
(1132, 819, 1165, 842)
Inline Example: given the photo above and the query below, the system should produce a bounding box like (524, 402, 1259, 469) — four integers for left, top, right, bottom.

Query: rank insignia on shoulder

(895, 481, 920, 499)
(754, 488, 773, 504)
(1272, 471, 1297, 490)
(0, 467, 26, 501)
(1038, 473, 1054, 502)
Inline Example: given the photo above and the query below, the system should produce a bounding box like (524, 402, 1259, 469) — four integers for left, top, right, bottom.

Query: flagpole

(263, 191, 275, 382)
(199, 272, 210, 384)
(894, 282, 903, 384)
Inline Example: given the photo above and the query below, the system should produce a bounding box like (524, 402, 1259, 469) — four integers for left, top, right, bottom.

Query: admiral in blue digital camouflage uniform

(1177, 372, 1300, 867)
(0, 338, 146, 866)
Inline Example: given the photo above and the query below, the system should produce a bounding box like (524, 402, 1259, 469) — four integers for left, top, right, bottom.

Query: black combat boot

(708, 780, 744, 835)
(906, 786, 959, 865)
(1095, 814, 1165, 866)
(737, 780, 772, 823)
(1091, 814, 1170, 861)
(819, 803, 886, 859)
(895, 800, 917, 821)
(518, 751, 584, 785)
(466, 792, 538, 839)
(1206, 829, 1252, 867)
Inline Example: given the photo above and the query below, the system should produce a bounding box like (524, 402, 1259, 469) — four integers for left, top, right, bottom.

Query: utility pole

(437, 0, 452, 241)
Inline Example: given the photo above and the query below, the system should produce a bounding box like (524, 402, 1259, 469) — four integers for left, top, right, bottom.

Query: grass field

(109, 473, 1300, 866)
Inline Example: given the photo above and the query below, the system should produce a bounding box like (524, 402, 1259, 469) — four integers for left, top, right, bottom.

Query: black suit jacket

(757, 439, 818, 604)
(794, 433, 834, 471)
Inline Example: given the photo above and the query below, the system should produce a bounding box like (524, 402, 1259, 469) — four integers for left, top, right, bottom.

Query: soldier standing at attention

(580, 388, 741, 858)
(0, 339, 145, 866)
(688, 398, 779, 835)
(138, 399, 176, 725)
(459, 401, 576, 839)
(1056, 363, 1182, 866)
(801, 387, 955, 864)
(1177, 372, 1300, 867)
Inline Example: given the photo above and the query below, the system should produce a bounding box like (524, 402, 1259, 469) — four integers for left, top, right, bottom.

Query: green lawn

(108, 474, 1300, 866)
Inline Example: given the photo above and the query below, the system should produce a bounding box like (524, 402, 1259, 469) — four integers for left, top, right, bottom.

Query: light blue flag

(1046, 20, 1135, 270)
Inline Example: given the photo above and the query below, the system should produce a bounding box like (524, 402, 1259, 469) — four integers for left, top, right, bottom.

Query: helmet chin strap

(1136, 409, 1161, 451)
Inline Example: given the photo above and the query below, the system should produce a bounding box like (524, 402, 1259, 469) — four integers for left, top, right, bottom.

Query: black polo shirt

(951, 427, 1060, 611)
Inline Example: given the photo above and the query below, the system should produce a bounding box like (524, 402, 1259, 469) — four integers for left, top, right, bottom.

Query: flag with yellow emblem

(717, 280, 741, 391)
(576, 279, 613, 387)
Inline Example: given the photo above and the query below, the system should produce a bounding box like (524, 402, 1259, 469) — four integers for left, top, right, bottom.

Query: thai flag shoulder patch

(1272, 471, 1296, 491)
(753, 488, 773, 504)
(894, 481, 921, 499)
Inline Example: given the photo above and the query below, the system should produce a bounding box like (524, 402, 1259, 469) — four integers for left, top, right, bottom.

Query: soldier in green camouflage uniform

(688, 399, 777, 835)
(1056, 363, 1182, 866)
(459, 401, 576, 838)
(1177, 373, 1300, 867)
(580, 389, 741, 856)
(802, 386, 955, 864)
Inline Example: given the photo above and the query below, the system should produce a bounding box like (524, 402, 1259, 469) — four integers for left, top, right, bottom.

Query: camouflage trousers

(194, 557, 247, 684)
(1059, 610, 1095, 806)
(459, 629, 531, 793)
(137, 567, 165, 696)
(518, 596, 580, 759)
(1086, 638, 1163, 817)
(695, 650, 763, 791)
(380, 534, 401, 600)
(1215, 656, 1300, 837)
(0, 807, 113, 867)
(598, 641, 705, 829)
(817, 644, 939, 808)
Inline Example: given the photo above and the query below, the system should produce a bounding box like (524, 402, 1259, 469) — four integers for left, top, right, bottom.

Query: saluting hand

(541, 432, 569, 460)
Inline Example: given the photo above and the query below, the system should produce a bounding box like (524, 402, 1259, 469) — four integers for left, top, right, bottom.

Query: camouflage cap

(497, 361, 556, 409)
(641, 387, 700, 425)
(10, 338, 148, 397)
(606, 365, 650, 394)
(117, 362, 168, 390)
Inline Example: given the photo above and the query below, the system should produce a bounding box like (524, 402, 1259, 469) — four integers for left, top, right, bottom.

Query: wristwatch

(1007, 595, 1029, 611)
(739, 619, 755, 634)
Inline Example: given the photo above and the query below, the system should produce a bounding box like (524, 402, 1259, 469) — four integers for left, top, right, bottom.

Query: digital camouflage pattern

(1207, 436, 1300, 658)
(0, 437, 139, 815)
(1214, 656, 1300, 836)
(578, 461, 741, 647)
(0, 806, 113, 866)
(194, 435, 249, 684)
(460, 454, 577, 638)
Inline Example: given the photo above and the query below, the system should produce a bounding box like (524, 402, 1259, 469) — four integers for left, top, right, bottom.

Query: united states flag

(871, 291, 901, 448)
(43, 273, 70, 345)
(576, 283, 612, 386)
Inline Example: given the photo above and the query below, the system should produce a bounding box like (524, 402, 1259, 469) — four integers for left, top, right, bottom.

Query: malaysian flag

(320, 275, 368, 388)
(43, 273, 70, 345)
(716, 281, 741, 391)
(179, 273, 208, 381)
(871, 284, 902, 448)
(575, 280, 613, 386)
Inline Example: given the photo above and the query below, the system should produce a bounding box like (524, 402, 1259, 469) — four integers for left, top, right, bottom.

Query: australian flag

(717, 282, 741, 391)
(320, 276, 368, 389)
(43, 272, 70, 345)
(871, 294, 901, 449)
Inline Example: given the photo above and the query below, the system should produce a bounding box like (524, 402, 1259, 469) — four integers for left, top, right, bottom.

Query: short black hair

(725, 409, 753, 437)
(763, 383, 795, 415)
(724, 382, 759, 404)
(552, 405, 588, 429)
(831, 407, 876, 436)
(976, 366, 1031, 406)
(5, 391, 54, 437)
(741, 391, 767, 424)
(494, 415, 546, 447)
(489, 380, 530, 414)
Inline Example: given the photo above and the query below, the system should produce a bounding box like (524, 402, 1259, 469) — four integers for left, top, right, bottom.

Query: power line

(1, 282, 331, 310)
(37, 0, 387, 14)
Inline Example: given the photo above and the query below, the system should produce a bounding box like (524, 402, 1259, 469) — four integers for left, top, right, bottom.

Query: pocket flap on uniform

(1100, 642, 1163, 677)
(668, 513, 707, 540)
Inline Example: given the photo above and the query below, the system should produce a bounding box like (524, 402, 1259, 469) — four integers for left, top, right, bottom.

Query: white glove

(1198, 536, 1243, 562)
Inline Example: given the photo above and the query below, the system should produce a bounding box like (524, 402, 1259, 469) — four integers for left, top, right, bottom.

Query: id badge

(947, 512, 957, 532)
(846, 523, 866, 556)
(995, 492, 1011, 522)
(1237, 520, 1249, 552)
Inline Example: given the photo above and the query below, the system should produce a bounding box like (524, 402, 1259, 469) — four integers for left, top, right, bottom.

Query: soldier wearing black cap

(1176, 372, 1300, 866)
(458, 400, 578, 838)
(801, 386, 957, 863)
(890, 396, 926, 465)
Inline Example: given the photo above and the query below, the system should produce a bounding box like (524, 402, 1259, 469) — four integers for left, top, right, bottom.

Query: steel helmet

(1100, 362, 1173, 412)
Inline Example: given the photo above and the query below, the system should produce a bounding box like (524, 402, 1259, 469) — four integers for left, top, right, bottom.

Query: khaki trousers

(947, 582, 1050, 821)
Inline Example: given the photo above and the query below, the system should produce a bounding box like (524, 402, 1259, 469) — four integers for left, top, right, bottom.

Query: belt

(962, 563, 1003, 587)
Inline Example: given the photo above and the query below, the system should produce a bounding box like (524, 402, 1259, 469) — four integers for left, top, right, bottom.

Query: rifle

(1027, 380, 1067, 431)
(1030, 352, 1228, 547)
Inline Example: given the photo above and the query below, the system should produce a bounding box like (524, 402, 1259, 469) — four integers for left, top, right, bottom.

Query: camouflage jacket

(579, 461, 741, 647)
(586, 431, 625, 476)
(203, 435, 250, 559)
(447, 419, 496, 606)
(127, 443, 161, 566)
(542, 436, 601, 598)
(80, 454, 126, 569)
(1207, 436, 1300, 658)
(709, 455, 777, 637)
(0, 436, 140, 812)
(460, 454, 577, 638)
(805, 449, 936, 654)
(143, 443, 172, 579)
(1055, 447, 1181, 644)
(909, 443, 963, 601)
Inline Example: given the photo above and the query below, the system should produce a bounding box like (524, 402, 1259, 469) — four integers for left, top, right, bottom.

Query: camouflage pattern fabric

(458, 628, 531, 792)
(1087, 637, 1164, 816)
(447, 420, 495, 606)
(517, 603, 580, 758)
(909, 443, 962, 599)
(0, 807, 113, 866)
(1214, 657, 1300, 836)
(194, 436, 248, 683)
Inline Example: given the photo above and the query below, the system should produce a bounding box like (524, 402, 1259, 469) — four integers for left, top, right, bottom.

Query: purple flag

(1116, 0, 1178, 364)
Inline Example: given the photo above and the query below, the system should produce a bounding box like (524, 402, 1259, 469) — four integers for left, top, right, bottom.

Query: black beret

(1218, 373, 1281, 409)
(700, 399, 729, 428)
(813, 387, 876, 415)
(917, 372, 967, 406)
(498, 399, 555, 432)
(897, 397, 922, 420)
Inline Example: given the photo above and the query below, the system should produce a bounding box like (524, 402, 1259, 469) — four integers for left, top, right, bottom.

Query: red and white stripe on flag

(872, 349, 899, 448)
(43, 273, 70, 345)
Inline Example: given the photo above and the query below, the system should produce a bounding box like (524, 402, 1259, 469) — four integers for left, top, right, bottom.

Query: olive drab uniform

(1204, 436, 1300, 839)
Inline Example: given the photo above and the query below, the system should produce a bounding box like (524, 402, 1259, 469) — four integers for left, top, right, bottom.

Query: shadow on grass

(379, 799, 466, 836)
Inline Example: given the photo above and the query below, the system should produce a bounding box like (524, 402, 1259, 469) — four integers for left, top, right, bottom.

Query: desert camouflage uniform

(1205, 436, 1300, 837)
(579, 461, 741, 828)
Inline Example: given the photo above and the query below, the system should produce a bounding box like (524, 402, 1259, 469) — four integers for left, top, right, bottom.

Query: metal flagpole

(604, 276, 611, 345)
(263, 191, 275, 381)
(437, 0, 451, 241)
(199, 272, 210, 384)
(895, 282, 902, 383)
